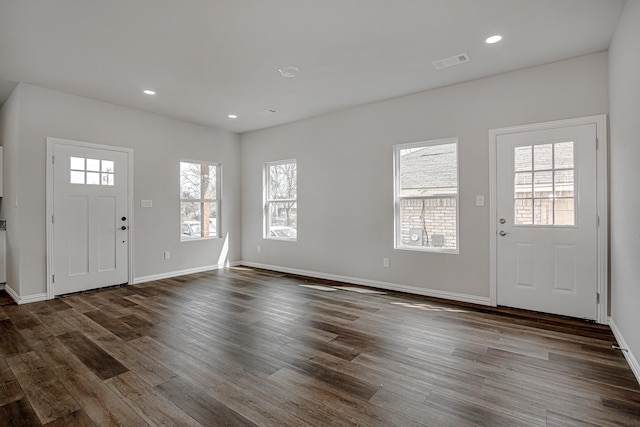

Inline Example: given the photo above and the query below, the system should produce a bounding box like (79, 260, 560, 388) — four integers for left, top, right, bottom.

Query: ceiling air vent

(433, 53, 470, 70)
(257, 109, 278, 116)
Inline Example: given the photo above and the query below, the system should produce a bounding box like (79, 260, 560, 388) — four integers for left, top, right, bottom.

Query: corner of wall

(608, 0, 640, 385)
(609, 318, 640, 385)
(0, 83, 21, 297)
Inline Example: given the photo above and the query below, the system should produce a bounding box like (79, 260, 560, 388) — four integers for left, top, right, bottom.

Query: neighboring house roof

(400, 141, 572, 195)
(514, 142, 574, 193)
(401, 143, 457, 193)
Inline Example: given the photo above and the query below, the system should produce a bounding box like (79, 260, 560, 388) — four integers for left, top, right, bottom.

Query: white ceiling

(0, 0, 625, 134)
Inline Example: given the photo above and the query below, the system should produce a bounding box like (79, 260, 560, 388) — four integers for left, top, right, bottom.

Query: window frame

(393, 137, 459, 254)
(179, 159, 221, 242)
(264, 159, 297, 242)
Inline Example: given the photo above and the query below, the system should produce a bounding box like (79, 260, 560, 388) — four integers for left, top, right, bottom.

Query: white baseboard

(4, 284, 16, 302)
(133, 261, 242, 284)
(609, 318, 640, 385)
(240, 261, 491, 306)
(0, 283, 4, 291)
(4, 285, 47, 305)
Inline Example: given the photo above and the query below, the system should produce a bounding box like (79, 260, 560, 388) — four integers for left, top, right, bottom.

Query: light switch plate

(475, 195, 485, 207)
(141, 199, 153, 208)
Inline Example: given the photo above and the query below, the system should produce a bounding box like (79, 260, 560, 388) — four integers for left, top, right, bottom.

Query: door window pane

(554, 199, 575, 226)
(534, 198, 554, 225)
(513, 141, 575, 226)
(554, 142, 574, 169)
(69, 157, 115, 186)
(514, 146, 532, 172)
(70, 171, 85, 184)
(101, 173, 115, 186)
(86, 158, 100, 172)
(554, 170, 574, 196)
(86, 172, 100, 185)
(102, 160, 114, 173)
(515, 199, 533, 225)
(533, 171, 553, 197)
(533, 144, 553, 170)
(514, 172, 532, 198)
(70, 157, 85, 170)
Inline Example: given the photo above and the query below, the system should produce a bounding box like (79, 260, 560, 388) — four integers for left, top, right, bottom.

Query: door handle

(499, 230, 510, 236)
(121, 226, 127, 231)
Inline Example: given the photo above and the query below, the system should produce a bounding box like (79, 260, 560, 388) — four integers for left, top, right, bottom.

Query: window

(394, 138, 458, 252)
(513, 141, 575, 226)
(70, 157, 114, 186)
(180, 160, 220, 240)
(265, 159, 297, 241)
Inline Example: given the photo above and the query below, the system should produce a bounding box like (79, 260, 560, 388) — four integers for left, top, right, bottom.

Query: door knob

(121, 217, 127, 221)
(499, 230, 509, 236)
(121, 226, 127, 230)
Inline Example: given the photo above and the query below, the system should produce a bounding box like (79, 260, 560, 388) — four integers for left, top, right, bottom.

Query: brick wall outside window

(399, 197, 457, 249)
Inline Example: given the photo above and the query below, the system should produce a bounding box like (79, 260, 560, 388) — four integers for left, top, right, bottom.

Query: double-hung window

(394, 138, 459, 253)
(180, 160, 220, 241)
(264, 159, 297, 241)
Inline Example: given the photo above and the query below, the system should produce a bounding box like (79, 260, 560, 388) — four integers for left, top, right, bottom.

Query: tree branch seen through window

(265, 160, 297, 240)
(180, 161, 219, 240)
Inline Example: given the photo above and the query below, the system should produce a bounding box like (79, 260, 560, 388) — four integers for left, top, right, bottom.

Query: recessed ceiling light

(143, 89, 156, 95)
(485, 35, 502, 44)
(228, 114, 238, 119)
(279, 65, 301, 78)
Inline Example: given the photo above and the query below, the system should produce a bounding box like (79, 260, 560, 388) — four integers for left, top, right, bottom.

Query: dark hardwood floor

(1, 267, 639, 426)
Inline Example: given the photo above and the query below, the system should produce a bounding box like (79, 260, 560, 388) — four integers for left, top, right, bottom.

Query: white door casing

(489, 116, 608, 323)
(46, 138, 133, 297)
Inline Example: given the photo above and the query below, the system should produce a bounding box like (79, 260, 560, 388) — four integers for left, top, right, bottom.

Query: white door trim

(489, 115, 608, 324)
(46, 137, 134, 299)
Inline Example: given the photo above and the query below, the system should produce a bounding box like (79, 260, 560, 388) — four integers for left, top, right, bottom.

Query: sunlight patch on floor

(332, 286, 386, 295)
(299, 284, 338, 292)
(390, 301, 468, 313)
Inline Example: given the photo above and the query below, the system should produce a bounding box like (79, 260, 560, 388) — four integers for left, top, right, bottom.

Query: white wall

(609, 0, 640, 378)
(0, 85, 21, 293)
(241, 53, 609, 301)
(4, 83, 241, 299)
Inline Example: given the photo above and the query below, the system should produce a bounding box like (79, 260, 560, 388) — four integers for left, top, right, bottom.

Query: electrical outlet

(141, 199, 153, 208)
(164, 251, 170, 260)
(257, 245, 261, 253)
(383, 257, 390, 268)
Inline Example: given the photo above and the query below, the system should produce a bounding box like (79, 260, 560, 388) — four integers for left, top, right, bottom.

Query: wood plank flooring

(1, 267, 639, 426)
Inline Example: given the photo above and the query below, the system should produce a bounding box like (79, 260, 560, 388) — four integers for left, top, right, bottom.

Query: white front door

(52, 142, 130, 295)
(496, 123, 598, 320)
